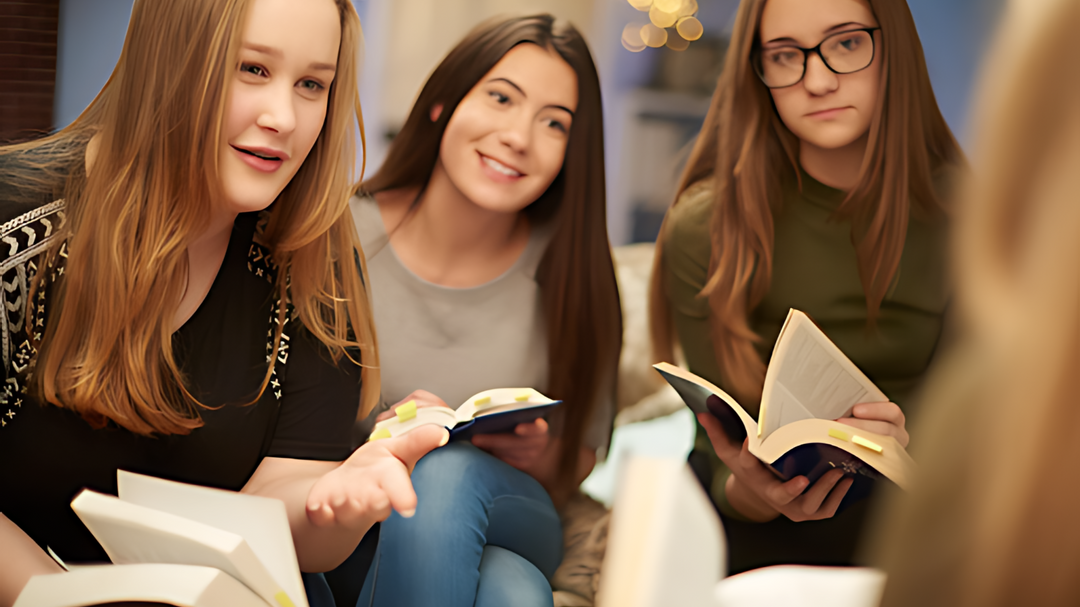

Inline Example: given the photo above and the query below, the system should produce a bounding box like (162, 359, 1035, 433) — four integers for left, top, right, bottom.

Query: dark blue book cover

(449, 402, 561, 441)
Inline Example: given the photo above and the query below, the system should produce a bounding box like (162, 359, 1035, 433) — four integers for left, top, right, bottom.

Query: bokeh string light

(622, 0, 703, 53)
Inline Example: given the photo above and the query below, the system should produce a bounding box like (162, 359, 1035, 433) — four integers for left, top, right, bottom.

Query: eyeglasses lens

(758, 30, 874, 88)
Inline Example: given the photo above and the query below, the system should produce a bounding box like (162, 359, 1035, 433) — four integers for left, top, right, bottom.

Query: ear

(430, 103, 444, 122)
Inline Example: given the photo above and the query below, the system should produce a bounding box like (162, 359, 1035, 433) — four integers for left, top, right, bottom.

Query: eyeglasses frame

(753, 27, 881, 89)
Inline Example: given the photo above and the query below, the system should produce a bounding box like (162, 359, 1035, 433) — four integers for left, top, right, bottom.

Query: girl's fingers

(850, 401, 905, 426)
(794, 469, 844, 515)
(818, 476, 854, 518)
(698, 413, 740, 459)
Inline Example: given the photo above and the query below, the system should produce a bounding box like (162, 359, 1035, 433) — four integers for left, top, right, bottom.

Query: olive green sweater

(660, 170, 951, 572)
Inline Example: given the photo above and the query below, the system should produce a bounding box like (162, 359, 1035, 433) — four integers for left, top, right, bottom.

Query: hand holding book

(377, 389, 553, 471)
(656, 309, 917, 523)
(700, 399, 909, 522)
(699, 412, 853, 523)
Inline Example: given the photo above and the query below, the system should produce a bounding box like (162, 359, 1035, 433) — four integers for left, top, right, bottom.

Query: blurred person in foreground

(875, 0, 1080, 604)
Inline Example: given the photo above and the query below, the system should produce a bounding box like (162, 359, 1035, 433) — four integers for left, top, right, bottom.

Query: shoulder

(349, 193, 389, 257)
(661, 179, 714, 283)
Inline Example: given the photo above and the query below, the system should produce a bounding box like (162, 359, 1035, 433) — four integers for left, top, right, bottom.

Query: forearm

(0, 514, 64, 607)
(242, 460, 369, 573)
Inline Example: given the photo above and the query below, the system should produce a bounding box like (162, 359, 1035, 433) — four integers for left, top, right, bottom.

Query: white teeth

(482, 156, 521, 177)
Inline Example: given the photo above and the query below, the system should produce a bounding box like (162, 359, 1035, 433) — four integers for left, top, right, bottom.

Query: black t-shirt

(0, 199, 362, 562)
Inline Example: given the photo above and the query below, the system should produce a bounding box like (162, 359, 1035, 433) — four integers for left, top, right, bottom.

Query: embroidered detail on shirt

(1, 201, 65, 372)
(266, 300, 292, 401)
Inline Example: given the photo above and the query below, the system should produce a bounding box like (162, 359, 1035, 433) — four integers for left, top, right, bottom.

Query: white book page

(713, 565, 885, 607)
(117, 471, 307, 607)
(759, 311, 887, 439)
(453, 388, 552, 421)
(72, 490, 291, 607)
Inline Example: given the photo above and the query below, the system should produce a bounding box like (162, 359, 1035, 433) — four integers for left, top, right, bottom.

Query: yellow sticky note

(275, 591, 296, 607)
(852, 435, 883, 453)
(396, 400, 417, 422)
(474, 396, 492, 407)
(369, 428, 391, 442)
(828, 428, 850, 441)
(515, 391, 531, 402)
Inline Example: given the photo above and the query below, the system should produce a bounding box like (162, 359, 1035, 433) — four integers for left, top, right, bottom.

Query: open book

(16, 471, 307, 607)
(655, 309, 915, 508)
(597, 456, 886, 607)
(368, 387, 560, 442)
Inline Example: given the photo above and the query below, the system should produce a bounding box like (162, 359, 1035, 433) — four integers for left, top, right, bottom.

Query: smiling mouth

(232, 145, 282, 161)
(480, 154, 523, 178)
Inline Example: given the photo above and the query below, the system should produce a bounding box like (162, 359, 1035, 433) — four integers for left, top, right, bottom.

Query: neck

(403, 160, 526, 264)
(194, 207, 239, 249)
(798, 133, 869, 191)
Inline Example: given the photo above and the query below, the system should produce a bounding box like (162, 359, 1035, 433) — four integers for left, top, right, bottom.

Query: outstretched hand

(305, 424, 448, 529)
(698, 412, 852, 523)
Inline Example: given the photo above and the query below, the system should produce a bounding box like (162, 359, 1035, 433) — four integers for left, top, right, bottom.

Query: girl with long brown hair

(650, 0, 964, 573)
(346, 14, 621, 607)
(0, 0, 446, 604)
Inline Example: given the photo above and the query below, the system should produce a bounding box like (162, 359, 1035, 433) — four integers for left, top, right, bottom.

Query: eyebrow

(242, 42, 336, 72)
(763, 22, 871, 45)
(486, 77, 576, 116)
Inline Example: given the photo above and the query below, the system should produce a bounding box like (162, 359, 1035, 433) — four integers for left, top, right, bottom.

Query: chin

(222, 190, 280, 214)
(798, 129, 866, 151)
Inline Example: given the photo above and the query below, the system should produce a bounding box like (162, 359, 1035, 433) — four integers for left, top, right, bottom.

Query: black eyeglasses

(753, 28, 880, 89)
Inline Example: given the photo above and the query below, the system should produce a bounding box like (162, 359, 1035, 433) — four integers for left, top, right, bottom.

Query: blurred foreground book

(597, 456, 886, 607)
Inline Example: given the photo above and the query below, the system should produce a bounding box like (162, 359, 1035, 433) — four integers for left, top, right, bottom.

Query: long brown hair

(878, 0, 1080, 604)
(649, 0, 964, 403)
(362, 14, 621, 483)
(0, 0, 380, 434)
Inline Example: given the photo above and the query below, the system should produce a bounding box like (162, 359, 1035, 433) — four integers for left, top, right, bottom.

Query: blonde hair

(878, 0, 1080, 604)
(649, 0, 963, 403)
(0, 0, 379, 434)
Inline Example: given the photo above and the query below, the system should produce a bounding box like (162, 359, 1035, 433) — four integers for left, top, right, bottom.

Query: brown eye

(240, 63, 266, 77)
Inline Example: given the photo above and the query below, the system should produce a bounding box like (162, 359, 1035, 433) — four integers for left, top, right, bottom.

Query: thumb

(697, 412, 736, 455)
(383, 425, 450, 468)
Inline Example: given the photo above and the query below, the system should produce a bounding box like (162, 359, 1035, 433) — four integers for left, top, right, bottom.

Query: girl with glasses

(650, 0, 965, 573)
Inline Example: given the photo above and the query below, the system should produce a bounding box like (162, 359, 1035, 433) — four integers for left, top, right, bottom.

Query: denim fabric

(358, 442, 562, 607)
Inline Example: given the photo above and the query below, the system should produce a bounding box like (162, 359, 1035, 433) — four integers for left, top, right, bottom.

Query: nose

(255, 82, 297, 134)
(801, 51, 839, 96)
(496, 110, 531, 154)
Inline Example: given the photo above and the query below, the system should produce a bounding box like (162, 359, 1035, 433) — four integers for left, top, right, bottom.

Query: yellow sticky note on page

(852, 435, 883, 454)
(369, 428, 392, 442)
(828, 428, 850, 441)
(275, 591, 296, 607)
(396, 400, 417, 422)
(515, 392, 531, 402)
(474, 396, 492, 407)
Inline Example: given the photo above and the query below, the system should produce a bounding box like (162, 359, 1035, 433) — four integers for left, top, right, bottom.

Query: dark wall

(0, 0, 60, 142)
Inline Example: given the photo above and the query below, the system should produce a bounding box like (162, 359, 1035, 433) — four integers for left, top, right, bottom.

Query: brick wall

(0, 0, 60, 143)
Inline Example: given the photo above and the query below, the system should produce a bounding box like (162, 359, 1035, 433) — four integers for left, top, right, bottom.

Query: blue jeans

(358, 442, 563, 607)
